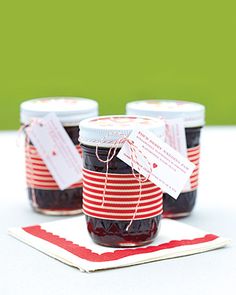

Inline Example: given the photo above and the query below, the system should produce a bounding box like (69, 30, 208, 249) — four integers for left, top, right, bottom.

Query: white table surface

(0, 127, 235, 294)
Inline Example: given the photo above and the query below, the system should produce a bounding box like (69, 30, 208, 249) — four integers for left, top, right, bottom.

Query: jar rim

(20, 97, 98, 124)
(79, 115, 165, 147)
(126, 99, 205, 128)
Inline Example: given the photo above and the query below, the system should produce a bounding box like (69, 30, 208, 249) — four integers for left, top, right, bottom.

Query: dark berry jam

(86, 215, 161, 247)
(82, 144, 162, 247)
(163, 127, 202, 218)
(27, 126, 83, 215)
(27, 187, 83, 214)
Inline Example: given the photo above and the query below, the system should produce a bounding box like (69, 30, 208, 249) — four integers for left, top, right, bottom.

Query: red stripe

(26, 177, 57, 184)
(25, 156, 43, 161)
(83, 205, 162, 220)
(83, 175, 152, 185)
(26, 171, 53, 178)
(84, 198, 162, 214)
(187, 145, 200, 152)
(187, 151, 200, 156)
(83, 178, 157, 187)
(83, 201, 163, 213)
(192, 166, 199, 173)
(188, 154, 200, 161)
(22, 225, 219, 262)
(83, 184, 160, 196)
(190, 173, 199, 179)
(83, 168, 143, 179)
(25, 144, 82, 190)
(26, 159, 48, 165)
(187, 148, 200, 154)
(26, 165, 50, 172)
(83, 179, 156, 191)
(83, 198, 162, 208)
(82, 209, 163, 220)
(26, 161, 47, 168)
(26, 163, 49, 170)
(190, 175, 198, 182)
(187, 145, 200, 191)
(190, 180, 198, 185)
(83, 169, 163, 220)
(188, 156, 200, 163)
(83, 191, 162, 202)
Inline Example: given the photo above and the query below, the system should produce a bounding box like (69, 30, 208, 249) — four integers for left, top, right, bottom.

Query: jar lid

(126, 100, 205, 128)
(79, 115, 165, 147)
(20, 97, 98, 125)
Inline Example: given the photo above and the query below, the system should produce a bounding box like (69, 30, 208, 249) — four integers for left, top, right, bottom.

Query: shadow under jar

(20, 97, 98, 215)
(79, 115, 165, 247)
(126, 99, 205, 218)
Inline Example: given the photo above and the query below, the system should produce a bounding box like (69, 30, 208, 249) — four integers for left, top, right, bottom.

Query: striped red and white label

(25, 144, 83, 190)
(187, 145, 200, 191)
(82, 168, 163, 220)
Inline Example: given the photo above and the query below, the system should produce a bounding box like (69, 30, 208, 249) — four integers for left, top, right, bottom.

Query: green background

(0, 0, 236, 129)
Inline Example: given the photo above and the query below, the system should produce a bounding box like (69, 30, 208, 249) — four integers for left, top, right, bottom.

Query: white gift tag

(165, 118, 187, 157)
(117, 130, 195, 199)
(165, 118, 191, 191)
(26, 113, 83, 190)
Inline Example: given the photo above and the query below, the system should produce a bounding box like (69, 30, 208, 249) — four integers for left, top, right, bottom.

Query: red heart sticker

(153, 163, 158, 169)
(52, 150, 57, 156)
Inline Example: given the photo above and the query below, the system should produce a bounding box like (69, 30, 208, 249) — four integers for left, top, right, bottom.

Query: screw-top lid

(126, 100, 205, 128)
(79, 115, 165, 147)
(20, 97, 98, 126)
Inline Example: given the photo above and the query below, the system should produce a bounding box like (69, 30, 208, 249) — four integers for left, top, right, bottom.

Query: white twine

(94, 132, 153, 231)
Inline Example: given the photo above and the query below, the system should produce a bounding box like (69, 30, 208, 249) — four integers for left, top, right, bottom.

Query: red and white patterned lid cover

(79, 115, 165, 147)
(20, 97, 98, 125)
(126, 100, 205, 128)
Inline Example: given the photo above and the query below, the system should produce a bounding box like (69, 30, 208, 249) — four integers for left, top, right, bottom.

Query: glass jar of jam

(20, 97, 98, 215)
(126, 100, 205, 218)
(79, 115, 165, 247)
